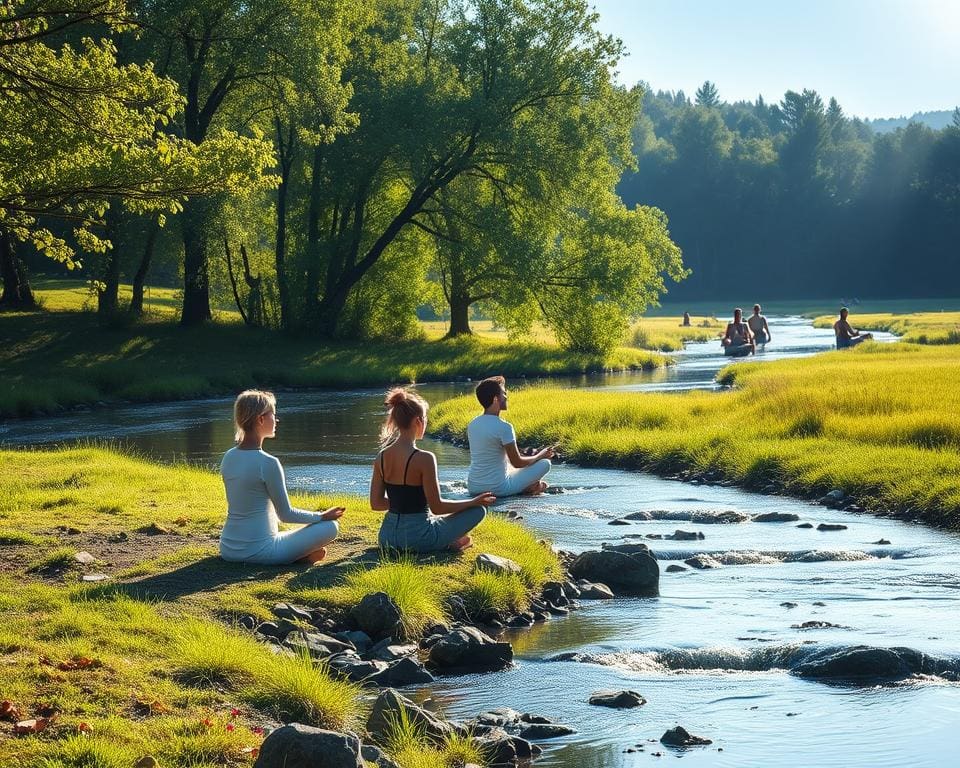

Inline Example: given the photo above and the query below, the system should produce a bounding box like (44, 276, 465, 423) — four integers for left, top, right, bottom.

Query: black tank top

(381, 449, 429, 515)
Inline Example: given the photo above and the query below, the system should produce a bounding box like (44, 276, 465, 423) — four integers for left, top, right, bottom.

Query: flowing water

(5, 318, 959, 766)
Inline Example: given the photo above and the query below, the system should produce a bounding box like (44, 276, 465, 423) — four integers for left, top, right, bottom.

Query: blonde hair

(380, 387, 428, 447)
(233, 389, 276, 443)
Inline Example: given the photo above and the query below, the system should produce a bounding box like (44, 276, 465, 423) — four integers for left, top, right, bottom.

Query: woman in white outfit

(220, 390, 343, 565)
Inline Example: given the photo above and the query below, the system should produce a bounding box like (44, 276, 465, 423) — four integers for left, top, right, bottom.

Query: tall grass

(432, 343, 960, 527)
(813, 311, 960, 345)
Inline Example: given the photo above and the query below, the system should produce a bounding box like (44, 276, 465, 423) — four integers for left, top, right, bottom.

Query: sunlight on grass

(433, 343, 960, 526)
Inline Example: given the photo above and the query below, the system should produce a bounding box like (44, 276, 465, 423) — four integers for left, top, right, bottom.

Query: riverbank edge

(0, 444, 569, 767)
(0, 310, 672, 421)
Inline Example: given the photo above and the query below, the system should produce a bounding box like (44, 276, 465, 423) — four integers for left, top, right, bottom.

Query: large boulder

(474, 553, 522, 576)
(427, 626, 513, 672)
(283, 632, 353, 658)
(569, 549, 659, 596)
(366, 688, 461, 746)
(253, 724, 362, 768)
(367, 656, 435, 687)
(348, 593, 402, 640)
(660, 726, 712, 747)
(792, 645, 914, 682)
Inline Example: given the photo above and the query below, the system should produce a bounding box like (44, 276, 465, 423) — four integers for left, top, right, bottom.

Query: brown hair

(233, 389, 276, 443)
(380, 387, 428, 447)
(475, 376, 506, 408)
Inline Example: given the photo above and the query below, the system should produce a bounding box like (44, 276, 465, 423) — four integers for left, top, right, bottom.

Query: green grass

(813, 311, 960, 345)
(629, 315, 723, 351)
(432, 342, 960, 528)
(0, 445, 561, 766)
(0, 280, 668, 419)
(384, 703, 484, 768)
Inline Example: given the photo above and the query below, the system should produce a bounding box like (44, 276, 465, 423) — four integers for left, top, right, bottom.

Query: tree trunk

(275, 167, 290, 329)
(180, 198, 212, 325)
(447, 297, 472, 336)
(130, 221, 160, 315)
(303, 145, 325, 318)
(0, 229, 36, 309)
(98, 205, 123, 316)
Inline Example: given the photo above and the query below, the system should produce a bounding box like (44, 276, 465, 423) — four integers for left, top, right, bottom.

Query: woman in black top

(370, 388, 494, 553)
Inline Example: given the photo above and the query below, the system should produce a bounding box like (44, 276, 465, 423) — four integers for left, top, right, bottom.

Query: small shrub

(786, 413, 825, 438)
(173, 620, 261, 688)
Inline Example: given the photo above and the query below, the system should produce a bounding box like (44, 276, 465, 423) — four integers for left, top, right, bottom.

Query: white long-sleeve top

(219, 447, 324, 560)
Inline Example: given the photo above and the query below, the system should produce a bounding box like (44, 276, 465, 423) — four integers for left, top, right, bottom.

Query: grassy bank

(432, 342, 960, 528)
(813, 312, 960, 345)
(0, 303, 667, 419)
(0, 446, 560, 766)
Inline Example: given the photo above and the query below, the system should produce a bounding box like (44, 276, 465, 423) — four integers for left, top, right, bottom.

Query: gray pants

(378, 507, 486, 553)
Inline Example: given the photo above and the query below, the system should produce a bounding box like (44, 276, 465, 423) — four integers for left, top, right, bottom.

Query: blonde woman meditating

(220, 390, 343, 565)
(370, 387, 494, 553)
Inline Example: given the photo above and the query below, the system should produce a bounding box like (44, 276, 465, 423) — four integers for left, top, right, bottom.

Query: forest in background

(618, 82, 960, 301)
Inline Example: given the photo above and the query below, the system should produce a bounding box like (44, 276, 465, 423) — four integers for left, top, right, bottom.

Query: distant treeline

(618, 83, 960, 300)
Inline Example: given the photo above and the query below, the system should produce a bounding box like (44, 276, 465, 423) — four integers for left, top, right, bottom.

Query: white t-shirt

(466, 414, 517, 492)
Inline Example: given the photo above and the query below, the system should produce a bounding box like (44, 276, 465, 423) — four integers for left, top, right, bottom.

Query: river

(4, 317, 960, 767)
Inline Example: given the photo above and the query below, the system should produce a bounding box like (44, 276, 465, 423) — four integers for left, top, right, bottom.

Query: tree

(695, 80, 719, 108)
(131, 0, 355, 326)
(0, 0, 275, 311)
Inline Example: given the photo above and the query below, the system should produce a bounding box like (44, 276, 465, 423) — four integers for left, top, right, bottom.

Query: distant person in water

(220, 390, 343, 565)
(467, 376, 554, 497)
(682, 311, 691, 327)
(370, 388, 492, 553)
(747, 304, 772, 346)
(833, 307, 873, 348)
(721, 307, 755, 355)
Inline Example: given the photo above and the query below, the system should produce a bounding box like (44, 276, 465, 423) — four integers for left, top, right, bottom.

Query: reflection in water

(6, 318, 959, 767)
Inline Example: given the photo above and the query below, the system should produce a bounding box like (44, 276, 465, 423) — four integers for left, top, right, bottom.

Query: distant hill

(866, 109, 956, 133)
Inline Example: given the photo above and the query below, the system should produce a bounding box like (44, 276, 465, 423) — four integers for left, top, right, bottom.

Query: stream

(4, 317, 960, 766)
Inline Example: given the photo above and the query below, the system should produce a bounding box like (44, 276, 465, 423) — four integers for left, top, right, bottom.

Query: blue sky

(589, 0, 959, 119)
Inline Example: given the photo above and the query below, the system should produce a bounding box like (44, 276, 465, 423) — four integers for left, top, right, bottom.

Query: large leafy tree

(0, 0, 275, 310)
(291, 0, 635, 337)
(131, 0, 356, 326)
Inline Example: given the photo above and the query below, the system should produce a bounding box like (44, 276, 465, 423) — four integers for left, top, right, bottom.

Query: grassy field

(0, 446, 560, 767)
(432, 342, 960, 528)
(813, 311, 960, 345)
(1, 281, 668, 419)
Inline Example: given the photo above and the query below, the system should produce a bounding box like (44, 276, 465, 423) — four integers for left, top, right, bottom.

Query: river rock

(283, 631, 353, 658)
(253, 723, 362, 768)
(660, 726, 712, 747)
(665, 564, 687, 573)
(792, 620, 844, 630)
(272, 602, 313, 623)
(752, 512, 800, 523)
(577, 581, 615, 599)
(624, 510, 654, 521)
(872, 539, 892, 545)
(817, 523, 848, 531)
(369, 643, 417, 662)
(690, 510, 751, 524)
(668, 529, 704, 540)
(349, 592, 402, 640)
(570, 549, 659, 596)
(519, 723, 576, 739)
(588, 690, 646, 708)
(473, 728, 540, 765)
(684, 554, 722, 570)
(367, 688, 460, 745)
(367, 656, 434, 687)
(335, 630, 372, 654)
(792, 645, 914, 682)
(601, 542, 651, 555)
(474, 552, 523, 575)
(74, 551, 97, 565)
(796, 522, 814, 528)
(360, 744, 401, 768)
(327, 652, 388, 682)
(427, 626, 513, 671)
(608, 518, 632, 525)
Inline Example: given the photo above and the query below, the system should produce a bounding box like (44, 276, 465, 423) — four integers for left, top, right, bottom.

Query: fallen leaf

(174, 517, 188, 527)
(14, 717, 51, 735)
(77, 722, 92, 733)
(241, 746, 259, 758)
(0, 701, 22, 721)
(56, 656, 101, 671)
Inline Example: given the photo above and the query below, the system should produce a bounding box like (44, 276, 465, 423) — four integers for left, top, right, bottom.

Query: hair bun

(385, 388, 407, 408)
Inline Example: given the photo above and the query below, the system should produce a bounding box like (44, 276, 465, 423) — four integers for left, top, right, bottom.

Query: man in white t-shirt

(466, 375, 553, 497)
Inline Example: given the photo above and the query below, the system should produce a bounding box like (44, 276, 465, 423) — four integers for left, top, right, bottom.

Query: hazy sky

(589, 0, 959, 119)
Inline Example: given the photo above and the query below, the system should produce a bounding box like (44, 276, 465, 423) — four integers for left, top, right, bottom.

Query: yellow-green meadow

(431, 342, 960, 528)
(0, 447, 560, 767)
